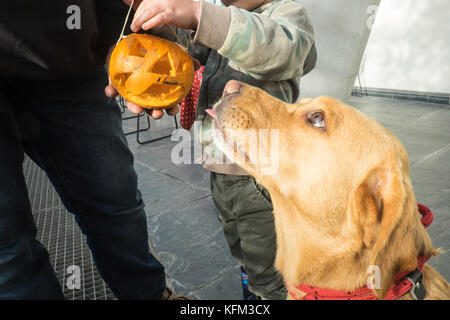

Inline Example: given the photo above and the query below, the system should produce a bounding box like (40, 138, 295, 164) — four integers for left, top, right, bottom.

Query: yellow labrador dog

(205, 80, 449, 300)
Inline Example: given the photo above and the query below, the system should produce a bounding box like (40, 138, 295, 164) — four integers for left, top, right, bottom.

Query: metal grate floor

(23, 156, 115, 300)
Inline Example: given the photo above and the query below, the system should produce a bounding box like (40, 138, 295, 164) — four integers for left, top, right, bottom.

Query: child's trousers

(210, 172, 286, 300)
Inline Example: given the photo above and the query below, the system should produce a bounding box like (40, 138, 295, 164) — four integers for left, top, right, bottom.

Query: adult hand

(105, 0, 202, 118)
(104, 44, 181, 119)
(124, 0, 201, 32)
(105, 45, 201, 118)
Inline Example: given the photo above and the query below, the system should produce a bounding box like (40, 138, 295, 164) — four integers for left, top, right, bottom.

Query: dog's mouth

(206, 104, 260, 171)
(205, 100, 280, 176)
(205, 106, 233, 157)
(205, 108, 224, 136)
(205, 108, 228, 137)
(205, 108, 217, 120)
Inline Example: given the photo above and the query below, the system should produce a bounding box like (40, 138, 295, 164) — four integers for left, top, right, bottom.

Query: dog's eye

(306, 111, 326, 129)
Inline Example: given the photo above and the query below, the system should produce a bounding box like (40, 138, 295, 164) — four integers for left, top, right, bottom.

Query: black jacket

(0, 0, 129, 80)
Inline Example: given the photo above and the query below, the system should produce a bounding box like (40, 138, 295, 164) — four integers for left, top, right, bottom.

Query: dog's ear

(350, 166, 417, 299)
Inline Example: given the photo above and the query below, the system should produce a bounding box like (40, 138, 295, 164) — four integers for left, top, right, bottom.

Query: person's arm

(127, 0, 211, 64)
(192, 0, 315, 81)
(130, 0, 315, 81)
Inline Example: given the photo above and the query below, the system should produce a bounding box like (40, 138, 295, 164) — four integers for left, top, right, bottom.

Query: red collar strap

(290, 203, 434, 300)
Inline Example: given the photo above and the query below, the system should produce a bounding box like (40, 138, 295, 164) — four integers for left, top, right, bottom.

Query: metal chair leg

(174, 115, 179, 130)
(119, 97, 151, 136)
(119, 95, 179, 145)
(136, 115, 178, 145)
(124, 112, 151, 136)
(117, 96, 126, 114)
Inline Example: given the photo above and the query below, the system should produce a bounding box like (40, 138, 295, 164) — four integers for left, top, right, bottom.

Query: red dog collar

(290, 203, 434, 300)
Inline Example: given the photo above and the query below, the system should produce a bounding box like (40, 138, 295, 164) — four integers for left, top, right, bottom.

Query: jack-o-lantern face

(109, 33, 194, 109)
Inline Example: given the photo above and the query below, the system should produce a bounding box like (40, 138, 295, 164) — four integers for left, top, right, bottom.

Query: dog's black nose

(222, 80, 242, 97)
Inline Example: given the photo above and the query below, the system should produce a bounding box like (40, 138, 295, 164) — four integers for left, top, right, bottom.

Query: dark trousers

(211, 172, 286, 300)
(0, 71, 165, 299)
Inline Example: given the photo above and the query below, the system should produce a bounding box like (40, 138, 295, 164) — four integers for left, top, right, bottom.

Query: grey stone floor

(121, 95, 450, 299)
(348, 95, 450, 282)
(28, 95, 450, 299)
(121, 112, 243, 299)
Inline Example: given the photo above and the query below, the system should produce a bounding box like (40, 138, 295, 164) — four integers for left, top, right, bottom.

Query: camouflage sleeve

(194, 0, 315, 81)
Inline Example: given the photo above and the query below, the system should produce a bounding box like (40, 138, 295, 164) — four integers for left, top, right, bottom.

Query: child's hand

(124, 0, 201, 32)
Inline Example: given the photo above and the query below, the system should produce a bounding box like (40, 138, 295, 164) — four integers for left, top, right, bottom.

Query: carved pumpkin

(109, 33, 194, 109)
